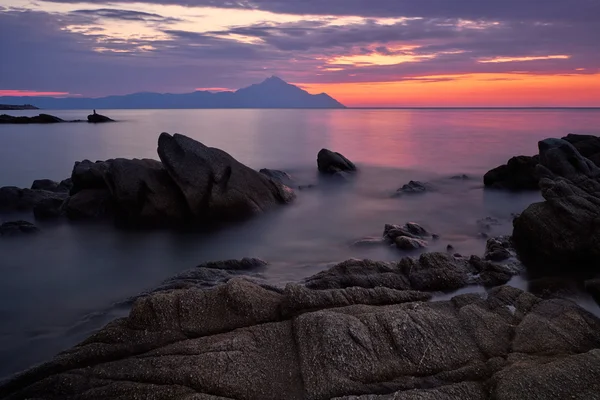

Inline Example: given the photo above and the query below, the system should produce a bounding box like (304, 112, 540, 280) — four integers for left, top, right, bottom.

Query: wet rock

(395, 236, 428, 250)
(2, 281, 596, 400)
(33, 197, 65, 219)
(485, 237, 513, 262)
(31, 179, 62, 192)
(384, 223, 429, 241)
(513, 138, 600, 271)
(432, 233, 440, 240)
(477, 216, 501, 232)
(158, 133, 295, 223)
(317, 149, 356, 174)
(0, 220, 39, 236)
(393, 180, 431, 196)
(529, 277, 579, 300)
(447, 244, 455, 252)
(0, 186, 67, 211)
(70, 160, 110, 195)
(87, 112, 114, 123)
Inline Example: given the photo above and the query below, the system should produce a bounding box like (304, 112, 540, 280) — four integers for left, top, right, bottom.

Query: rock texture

(87, 113, 114, 123)
(0, 187, 67, 212)
(513, 138, 600, 272)
(317, 149, 356, 174)
(393, 181, 431, 196)
(484, 134, 600, 191)
(1, 272, 598, 400)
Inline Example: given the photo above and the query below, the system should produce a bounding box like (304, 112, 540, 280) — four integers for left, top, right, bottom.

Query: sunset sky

(1, 0, 599, 107)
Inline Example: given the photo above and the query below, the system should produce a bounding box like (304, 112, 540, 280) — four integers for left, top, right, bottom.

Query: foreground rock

(484, 134, 600, 191)
(0, 113, 64, 124)
(0, 220, 39, 236)
(2, 267, 598, 399)
(513, 138, 600, 272)
(317, 149, 356, 174)
(31, 179, 72, 193)
(87, 112, 114, 123)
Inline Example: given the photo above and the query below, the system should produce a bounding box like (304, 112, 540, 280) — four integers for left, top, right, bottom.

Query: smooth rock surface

(317, 149, 356, 174)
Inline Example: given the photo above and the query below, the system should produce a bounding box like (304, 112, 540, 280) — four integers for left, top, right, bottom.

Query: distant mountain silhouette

(0, 77, 345, 109)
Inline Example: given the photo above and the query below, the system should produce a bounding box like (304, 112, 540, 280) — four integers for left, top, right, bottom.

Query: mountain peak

(260, 76, 288, 86)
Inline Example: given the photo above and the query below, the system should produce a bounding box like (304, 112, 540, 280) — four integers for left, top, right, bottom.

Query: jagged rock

(2, 282, 598, 400)
(0, 220, 39, 236)
(33, 197, 65, 219)
(393, 180, 431, 196)
(0, 186, 67, 211)
(352, 237, 388, 247)
(395, 236, 428, 250)
(513, 138, 600, 271)
(87, 113, 114, 123)
(158, 133, 295, 223)
(485, 237, 513, 262)
(317, 149, 356, 174)
(0, 113, 63, 124)
(384, 223, 429, 241)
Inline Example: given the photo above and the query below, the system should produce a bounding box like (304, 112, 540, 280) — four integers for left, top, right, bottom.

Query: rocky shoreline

(1, 133, 600, 399)
(0, 112, 114, 124)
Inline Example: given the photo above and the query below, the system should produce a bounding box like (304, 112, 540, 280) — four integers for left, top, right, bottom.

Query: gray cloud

(70, 8, 182, 23)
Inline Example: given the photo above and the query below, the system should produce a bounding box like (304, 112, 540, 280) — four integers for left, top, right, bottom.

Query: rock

(158, 133, 295, 223)
(477, 216, 501, 232)
(2, 280, 597, 399)
(395, 236, 428, 250)
(513, 139, 600, 271)
(103, 158, 190, 227)
(0, 220, 39, 236)
(563, 134, 600, 161)
(317, 149, 356, 174)
(451, 174, 470, 180)
(33, 197, 65, 219)
(585, 279, 600, 305)
(484, 155, 540, 190)
(87, 112, 114, 123)
(259, 169, 294, 186)
(65, 188, 114, 219)
(478, 232, 489, 239)
(432, 233, 440, 240)
(30, 178, 71, 193)
(384, 223, 429, 241)
(70, 160, 110, 195)
(529, 277, 579, 299)
(485, 237, 513, 262)
(393, 180, 431, 196)
(447, 244, 455, 252)
(352, 237, 387, 247)
(0, 186, 67, 211)
(0, 113, 63, 124)
(405, 221, 429, 236)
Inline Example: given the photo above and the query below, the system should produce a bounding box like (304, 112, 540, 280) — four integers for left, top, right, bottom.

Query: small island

(0, 111, 114, 124)
(0, 104, 39, 110)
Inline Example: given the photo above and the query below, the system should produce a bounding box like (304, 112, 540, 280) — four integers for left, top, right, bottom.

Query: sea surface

(1, 108, 600, 379)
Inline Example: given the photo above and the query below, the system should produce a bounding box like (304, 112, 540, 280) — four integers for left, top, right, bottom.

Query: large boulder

(158, 133, 295, 223)
(70, 160, 110, 195)
(1, 276, 599, 400)
(317, 149, 356, 174)
(513, 138, 600, 272)
(484, 155, 540, 190)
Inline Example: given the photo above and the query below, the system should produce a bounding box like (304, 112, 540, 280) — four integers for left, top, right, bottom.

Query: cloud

(70, 8, 182, 23)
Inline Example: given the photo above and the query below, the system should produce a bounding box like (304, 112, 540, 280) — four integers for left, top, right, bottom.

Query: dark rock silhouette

(33, 197, 66, 219)
(513, 138, 600, 272)
(0, 104, 38, 110)
(31, 179, 71, 193)
(0, 77, 345, 109)
(484, 134, 600, 191)
(317, 149, 356, 174)
(0, 113, 63, 124)
(393, 180, 432, 196)
(0, 186, 67, 212)
(87, 112, 114, 123)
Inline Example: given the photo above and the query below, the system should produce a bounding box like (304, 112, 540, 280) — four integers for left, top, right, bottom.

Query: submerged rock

(485, 237, 513, 262)
(1, 273, 596, 400)
(317, 149, 356, 174)
(393, 180, 431, 196)
(394, 235, 428, 250)
(0, 220, 39, 236)
(513, 138, 600, 272)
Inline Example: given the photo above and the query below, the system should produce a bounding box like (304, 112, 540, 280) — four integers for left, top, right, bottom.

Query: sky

(0, 0, 599, 107)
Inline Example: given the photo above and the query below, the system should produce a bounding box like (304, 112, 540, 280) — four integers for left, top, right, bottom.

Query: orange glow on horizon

(0, 90, 71, 97)
(299, 73, 600, 107)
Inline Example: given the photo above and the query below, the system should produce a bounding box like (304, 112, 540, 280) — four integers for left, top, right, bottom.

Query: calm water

(1, 108, 600, 379)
